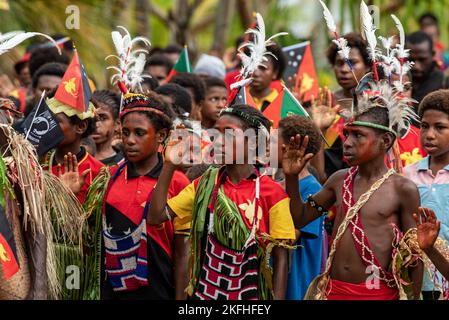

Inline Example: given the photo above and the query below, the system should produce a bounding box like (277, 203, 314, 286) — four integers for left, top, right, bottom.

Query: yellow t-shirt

(167, 171, 295, 240)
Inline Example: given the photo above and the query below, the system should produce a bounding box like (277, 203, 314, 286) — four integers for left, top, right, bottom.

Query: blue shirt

(286, 175, 323, 300)
(404, 156, 449, 291)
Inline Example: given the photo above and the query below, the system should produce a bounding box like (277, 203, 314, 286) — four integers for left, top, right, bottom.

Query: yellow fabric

(167, 182, 196, 223)
(168, 179, 296, 240)
(268, 197, 295, 240)
(252, 89, 278, 110)
(173, 216, 191, 232)
(47, 97, 96, 120)
(324, 115, 341, 150)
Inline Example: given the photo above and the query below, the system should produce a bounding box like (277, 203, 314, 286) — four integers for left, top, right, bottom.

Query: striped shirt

(403, 156, 449, 291)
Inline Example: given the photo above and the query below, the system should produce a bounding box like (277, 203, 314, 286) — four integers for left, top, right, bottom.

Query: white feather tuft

(107, 26, 151, 92)
(0, 31, 61, 56)
(319, 0, 337, 34)
(235, 13, 287, 89)
(360, 1, 378, 62)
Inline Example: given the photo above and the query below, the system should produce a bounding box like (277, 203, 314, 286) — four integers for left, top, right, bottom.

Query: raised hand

(282, 134, 314, 177)
(413, 207, 441, 251)
(286, 75, 306, 104)
(57, 153, 90, 195)
(164, 124, 195, 168)
(310, 87, 340, 132)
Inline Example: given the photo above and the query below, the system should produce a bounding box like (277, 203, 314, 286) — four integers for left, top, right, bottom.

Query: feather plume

(391, 15, 409, 60)
(234, 13, 287, 89)
(319, 2, 352, 65)
(360, 1, 378, 62)
(319, 0, 337, 34)
(0, 31, 61, 55)
(106, 26, 151, 93)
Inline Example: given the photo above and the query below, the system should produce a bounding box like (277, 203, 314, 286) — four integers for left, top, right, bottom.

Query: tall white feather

(231, 13, 287, 90)
(0, 32, 61, 55)
(360, 1, 378, 62)
(106, 26, 151, 92)
(319, 0, 337, 34)
(391, 15, 409, 60)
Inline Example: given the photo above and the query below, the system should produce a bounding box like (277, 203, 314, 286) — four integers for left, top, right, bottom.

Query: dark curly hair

(28, 47, 70, 77)
(278, 115, 322, 155)
(92, 90, 121, 120)
(220, 104, 271, 133)
(266, 42, 286, 80)
(121, 92, 175, 132)
(145, 53, 174, 75)
(418, 89, 449, 118)
(155, 83, 192, 116)
(169, 72, 206, 104)
(32, 62, 67, 89)
(326, 32, 370, 67)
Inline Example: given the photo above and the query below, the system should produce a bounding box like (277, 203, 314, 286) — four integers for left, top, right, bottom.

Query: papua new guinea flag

(0, 204, 19, 280)
(262, 84, 309, 128)
(282, 41, 319, 102)
(166, 46, 192, 82)
(54, 49, 93, 113)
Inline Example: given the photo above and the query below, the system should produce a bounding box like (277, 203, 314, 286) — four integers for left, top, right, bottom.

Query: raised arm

(414, 208, 449, 281)
(282, 134, 337, 229)
(148, 132, 188, 225)
(399, 178, 423, 299)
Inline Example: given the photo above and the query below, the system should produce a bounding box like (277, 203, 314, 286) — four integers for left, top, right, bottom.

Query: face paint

(343, 125, 379, 165)
(121, 112, 160, 164)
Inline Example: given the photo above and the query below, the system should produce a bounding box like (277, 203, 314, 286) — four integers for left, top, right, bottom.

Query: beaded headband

(119, 93, 165, 119)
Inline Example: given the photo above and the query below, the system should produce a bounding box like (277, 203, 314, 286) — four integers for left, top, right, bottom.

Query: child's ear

(382, 132, 395, 151)
(157, 128, 169, 144)
(76, 119, 88, 136)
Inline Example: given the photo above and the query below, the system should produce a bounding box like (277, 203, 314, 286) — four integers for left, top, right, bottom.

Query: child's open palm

(57, 153, 90, 196)
(282, 134, 314, 177)
(310, 87, 340, 132)
(413, 207, 441, 251)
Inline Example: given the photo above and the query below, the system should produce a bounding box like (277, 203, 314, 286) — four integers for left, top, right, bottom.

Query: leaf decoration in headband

(231, 13, 288, 90)
(0, 31, 61, 56)
(106, 26, 151, 94)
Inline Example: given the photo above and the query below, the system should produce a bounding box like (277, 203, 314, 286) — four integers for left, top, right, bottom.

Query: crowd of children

(1, 3, 449, 301)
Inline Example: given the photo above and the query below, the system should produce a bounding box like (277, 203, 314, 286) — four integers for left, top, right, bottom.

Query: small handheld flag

(282, 41, 319, 102)
(14, 93, 64, 157)
(54, 50, 92, 113)
(166, 46, 192, 82)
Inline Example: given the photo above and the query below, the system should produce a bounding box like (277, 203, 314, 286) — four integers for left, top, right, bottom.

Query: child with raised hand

(413, 208, 449, 282)
(91, 90, 124, 166)
(404, 89, 449, 300)
(101, 92, 190, 300)
(149, 104, 296, 300)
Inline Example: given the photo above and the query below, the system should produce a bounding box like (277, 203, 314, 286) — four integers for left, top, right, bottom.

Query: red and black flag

(228, 85, 257, 108)
(282, 41, 319, 102)
(0, 205, 19, 280)
(55, 49, 93, 113)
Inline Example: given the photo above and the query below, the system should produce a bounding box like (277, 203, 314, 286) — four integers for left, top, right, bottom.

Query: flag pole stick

(25, 90, 46, 140)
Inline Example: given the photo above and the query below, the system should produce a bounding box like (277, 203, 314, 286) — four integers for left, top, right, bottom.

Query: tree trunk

(135, 0, 150, 38)
(211, 0, 235, 56)
(236, 0, 253, 28)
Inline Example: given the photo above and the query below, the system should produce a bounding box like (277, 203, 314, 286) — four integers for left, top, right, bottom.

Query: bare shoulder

(324, 168, 350, 188)
(390, 173, 420, 198)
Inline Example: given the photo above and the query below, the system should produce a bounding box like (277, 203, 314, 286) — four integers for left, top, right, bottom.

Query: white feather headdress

(106, 26, 151, 93)
(360, 1, 379, 66)
(231, 13, 288, 90)
(0, 31, 61, 56)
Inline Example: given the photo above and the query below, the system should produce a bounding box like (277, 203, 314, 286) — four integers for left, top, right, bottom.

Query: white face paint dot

(288, 61, 292, 66)
(293, 61, 298, 67)
(289, 51, 295, 57)
(297, 55, 302, 60)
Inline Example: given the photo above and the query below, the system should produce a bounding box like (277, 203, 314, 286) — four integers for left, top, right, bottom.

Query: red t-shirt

(47, 148, 104, 204)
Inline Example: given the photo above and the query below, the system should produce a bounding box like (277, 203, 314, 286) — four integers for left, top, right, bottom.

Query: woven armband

(307, 196, 328, 216)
